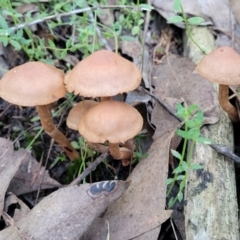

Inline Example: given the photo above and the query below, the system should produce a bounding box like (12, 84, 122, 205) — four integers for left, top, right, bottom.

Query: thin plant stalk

(168, 140, 196, 208)
(167, 124, 188, 196)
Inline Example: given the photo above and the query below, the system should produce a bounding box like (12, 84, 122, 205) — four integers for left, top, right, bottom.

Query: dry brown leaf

(153, 0, 240, 49)
(151, 54, 220, 140)
(0, 138, 26, 212)
(121, 40, 151, 89)
(82, 131, 173, 240)
(0, 180, 129, 240)
(8, 151, 62, 196)
(4, 193, 30, 222)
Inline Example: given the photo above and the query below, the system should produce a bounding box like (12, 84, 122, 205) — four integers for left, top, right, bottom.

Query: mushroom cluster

(65, 50, 143, 165)
(0, 50, 143, 165)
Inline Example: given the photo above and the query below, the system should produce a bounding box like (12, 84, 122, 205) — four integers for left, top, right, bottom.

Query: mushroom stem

(109, 142, 122, 159)
(109, 143, 133, 162)
(36, 105, 79, 161)
(218, 84, 239, 122)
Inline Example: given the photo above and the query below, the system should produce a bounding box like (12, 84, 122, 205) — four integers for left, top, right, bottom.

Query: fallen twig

(69, 151, 109, 186)
(2, 5, 148, 35)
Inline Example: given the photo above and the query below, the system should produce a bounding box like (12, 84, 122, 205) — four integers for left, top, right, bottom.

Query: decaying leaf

(121, 40, 151, 89)
(0, 180, 129, 240)
(0, 138, 26, 213)
(4, 193, 30, 223)
(83, 131, 173, 240)
(8, 150, 62, 196)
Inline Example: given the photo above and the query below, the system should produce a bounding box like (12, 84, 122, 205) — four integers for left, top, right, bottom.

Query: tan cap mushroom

(0, 62, 66, 106)
(78, 100, 143, 160)
(64, 50, 142, 98)
(67, 100, 98, 130)
(0, 62, 79, 160)
(196, 46, 240, 122)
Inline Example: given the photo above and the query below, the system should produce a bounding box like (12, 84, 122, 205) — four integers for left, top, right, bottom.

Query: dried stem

(218, 84, 239, 122)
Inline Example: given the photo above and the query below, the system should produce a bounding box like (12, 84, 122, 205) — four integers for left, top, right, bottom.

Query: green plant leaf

(132, 26, 139, 35)
(168, 15, 184, 24)
(173, 0, 181, 12)
(165, 178, 174, 185)
(138, 19, 144, 26)
(179, 180, 185, 190)
(176, 175, 185, 180)
(187, 17, 205, 25)
(9, 39, 21, 50)
(176, 129, 191, 139)
(181, 161, 188, 171)
(177, 191, 183, 202)
(187, 128, 200, 139)
(0, 28, 11, 36)
(190, 163, 203, 170)
(168, 197, 174, 208)
(60, 49, 67, 59)
(0, 14, 9, 29)
(48, 39, 56, 48)
(187, 104, 198, 115)
(0, 36, 8, 46)
(71, 141, 80, 149)
(173, 165, 184, 174)
(171, 149, 182, 160)
(176, 103, 190, 120)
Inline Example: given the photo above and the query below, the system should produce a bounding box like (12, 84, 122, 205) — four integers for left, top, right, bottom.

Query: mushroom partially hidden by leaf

(78, 100, 143, 164)
(196, 46, 240, 122)
(0, 62, 79, 160)
(64, 50, 142, 101)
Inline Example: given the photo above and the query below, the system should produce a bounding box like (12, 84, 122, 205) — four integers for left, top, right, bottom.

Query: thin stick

(4, 5, 146, 34)
(69, 151, 109, 186)
(141, 87, 240, 164)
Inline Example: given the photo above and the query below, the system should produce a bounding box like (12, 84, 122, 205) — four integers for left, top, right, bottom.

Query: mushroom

(67, 100, 98, 130)
(196, 46, 240, 122)
(64, 50, 142, 101)
(0, 62, 79, 160)
(66, 100, 108, 153)
(78, 100, 143, 162)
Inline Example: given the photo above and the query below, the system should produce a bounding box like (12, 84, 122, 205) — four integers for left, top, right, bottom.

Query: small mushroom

(78, 100, 143, 162)
(67, 100, 98, 130)
(64, 50, 142, 101)
(66, 100, 108, 153)
(196, 46, 240, 122)
(0, 62, 79, 160)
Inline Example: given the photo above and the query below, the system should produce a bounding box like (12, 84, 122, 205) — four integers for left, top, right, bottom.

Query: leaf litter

(0, 181, 130, 240)
(82, 131, 173, 240)
(0, 54, 222, 240)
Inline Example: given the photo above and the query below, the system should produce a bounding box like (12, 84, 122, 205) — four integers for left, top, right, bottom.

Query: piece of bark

(184, 110, 238, 239)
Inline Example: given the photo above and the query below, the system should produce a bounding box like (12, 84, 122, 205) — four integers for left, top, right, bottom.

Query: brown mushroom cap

(64, 50, 142, 97)
(78, 100, 143, 143)
(0, 62, 66, 106)
(196, 46, 240, 85)
(67, 100, 98, 130)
